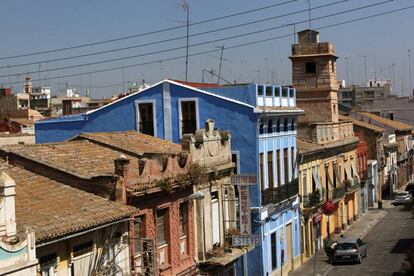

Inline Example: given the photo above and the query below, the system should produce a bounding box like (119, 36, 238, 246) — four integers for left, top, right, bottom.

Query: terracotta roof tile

(0, 160, 136, 243)
(73, 131, 182, 156)
(2, 140, 140, 179)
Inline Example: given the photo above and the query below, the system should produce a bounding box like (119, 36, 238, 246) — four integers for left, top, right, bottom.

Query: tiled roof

(1, 140, 139, 179)
(297, 137, 324, 154)
(0, 160, 136, 243)
(358, 112, 413, 131)
(339, 114, 384, 132)
(73, 131, 182, 156)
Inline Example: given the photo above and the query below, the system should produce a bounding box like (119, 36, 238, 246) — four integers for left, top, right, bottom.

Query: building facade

(34, 79, 303, 275)
(290, 29, 360, 256)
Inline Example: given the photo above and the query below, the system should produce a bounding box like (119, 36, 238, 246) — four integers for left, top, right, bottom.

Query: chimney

(114, 154, 130, 204)
(114, 154, 130, 177)
(0, 172, 17, 241)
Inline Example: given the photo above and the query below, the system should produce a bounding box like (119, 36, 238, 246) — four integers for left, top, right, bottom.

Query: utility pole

(183, 0, 190, 82)
(408, 49, 412, 95)
(217, 45, 224, 84)
(307, 0, 312, 29)
(360, 55, 367, 84)
(345, 56, 350, 86)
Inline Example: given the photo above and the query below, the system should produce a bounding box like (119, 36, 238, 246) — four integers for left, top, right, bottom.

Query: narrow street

(325, 204, 414, 276)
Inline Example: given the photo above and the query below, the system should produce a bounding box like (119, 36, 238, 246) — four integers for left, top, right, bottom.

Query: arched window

(267, 120, 273, 133)
(283, 119, 289, 132)
(276, 120, 280, 132)
(259, 120, 264, 134)
(291, 119, 296, 131)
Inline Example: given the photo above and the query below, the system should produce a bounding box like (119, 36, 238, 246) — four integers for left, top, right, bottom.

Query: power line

(0, 0, 299, 61)
(0, 0, 349, 70)
(2, 3, 413, 86)
(0, 0, 395, 79)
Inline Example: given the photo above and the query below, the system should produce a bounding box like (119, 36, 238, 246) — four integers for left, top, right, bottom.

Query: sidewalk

(289, 201, 391, 276)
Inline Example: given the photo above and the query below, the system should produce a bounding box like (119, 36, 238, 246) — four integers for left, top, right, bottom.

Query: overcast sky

(0, 0, 413, 97)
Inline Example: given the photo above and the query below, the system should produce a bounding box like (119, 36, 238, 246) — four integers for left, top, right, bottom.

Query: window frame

(178, 98, 199, 139)
(156, 208, 169, 246)
(135, 100, 157, 137)
(305, 61, 317, 74)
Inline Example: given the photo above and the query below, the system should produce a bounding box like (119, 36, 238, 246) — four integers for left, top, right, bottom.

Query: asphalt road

(326, 204, 414, 276)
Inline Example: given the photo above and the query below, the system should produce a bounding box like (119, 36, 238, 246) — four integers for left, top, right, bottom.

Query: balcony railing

(345, 179, 360, 194)
(333, 186, 345, 200)
(302, 190, 322, 209)
(261, 177, 299, 206)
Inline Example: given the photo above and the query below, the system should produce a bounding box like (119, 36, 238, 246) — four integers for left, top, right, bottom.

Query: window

(138, 103, 155, 136)
(266, 86, 272, 97)
(325, 166, 329, 200)
(180, 100, 197, 136)
(284, 149, 289, 184)
(291, 147, 295, 177)
(157, 209, 168, 246)
(268, 151, 274, 189)
(306, 62, 316, 73)
(179, 202, 188, 237)
(302, 173, 307, 195)
(258, 85, 264, 96)
(289, 89, 294, 97)
(291, 119, 296, 131)
(283, 119, 289, 132)
(271, 232, 277, 270)
(211, 192, 220, 245)
(277, 150, 281, 186)
(72, 241, 94, 276)
(282, 87, 288, 97)
(331, 61, 335, 73)
(134, 217, 144, 256)
(39, 253, 57, 276)
(267, 120, 273, 133)
(260, 153, 265, 191)
(276, 120, 280, 132)
(259, 120, 264, 135)
(232, 153, 239, 174)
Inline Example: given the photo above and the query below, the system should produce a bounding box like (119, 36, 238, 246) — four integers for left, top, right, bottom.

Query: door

(286, 223, 293, 271)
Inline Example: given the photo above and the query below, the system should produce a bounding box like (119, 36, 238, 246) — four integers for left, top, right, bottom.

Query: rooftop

(0, 160, 136, 244)
(339, 114, 384, 133)
(358, 112, 413, 131)
(72, 131, 182, 156)
(1, 140, 140, 179)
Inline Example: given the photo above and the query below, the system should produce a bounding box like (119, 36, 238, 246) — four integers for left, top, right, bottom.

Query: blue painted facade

(35, 80, 302, 275)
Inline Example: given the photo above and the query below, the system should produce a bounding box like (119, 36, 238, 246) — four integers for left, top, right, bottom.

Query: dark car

(406, 181, 414, 196)
(333, 238, 367, 264)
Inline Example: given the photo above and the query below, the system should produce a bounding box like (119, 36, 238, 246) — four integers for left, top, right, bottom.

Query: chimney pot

(114, 154, 130, 177)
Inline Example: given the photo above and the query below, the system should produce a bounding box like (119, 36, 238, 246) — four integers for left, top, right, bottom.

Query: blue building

(35, 79, 303, 275)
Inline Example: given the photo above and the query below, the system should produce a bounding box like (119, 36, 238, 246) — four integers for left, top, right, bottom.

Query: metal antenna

(182, 0, 190, 81)
(217, 45, 224, 84)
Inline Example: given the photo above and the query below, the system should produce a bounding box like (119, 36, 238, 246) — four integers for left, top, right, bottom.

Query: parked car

(333, 238, 367, 264)
(406, 182, 414, 196)
(394, 191, 413, 205)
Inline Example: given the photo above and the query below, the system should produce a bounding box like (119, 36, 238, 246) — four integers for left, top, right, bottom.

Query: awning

(351, 161, 360, 181)
(333, 163, 342, 185)
(345, 162, 352, 180)
(312, 167, 322, 192)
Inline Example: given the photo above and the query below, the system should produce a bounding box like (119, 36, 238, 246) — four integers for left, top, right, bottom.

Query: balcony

(261, 178, 299, 206)
(302, 190, 322, 209)
(309, 121, 354, 144)
(345, 179, 360, 194)
(333, 186, 345, 200)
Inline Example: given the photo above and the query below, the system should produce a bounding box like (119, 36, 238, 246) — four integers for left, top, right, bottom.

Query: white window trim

(135, 99, 157, 137)
(178, 98, 199, 139)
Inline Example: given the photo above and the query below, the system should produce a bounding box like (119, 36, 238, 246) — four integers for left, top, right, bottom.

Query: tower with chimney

(290, 29, 339, 124)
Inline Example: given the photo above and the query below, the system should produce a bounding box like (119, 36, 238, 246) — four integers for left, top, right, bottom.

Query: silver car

(394, 191, 412, 205)
(333, 238, 367, 264)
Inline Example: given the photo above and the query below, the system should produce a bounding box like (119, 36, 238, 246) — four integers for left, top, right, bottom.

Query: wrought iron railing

(261, 177, 299, 206)
(302, 190, 322, 209)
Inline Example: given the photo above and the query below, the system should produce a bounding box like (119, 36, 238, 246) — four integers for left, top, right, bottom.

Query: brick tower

(290, 29, 339, 124)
